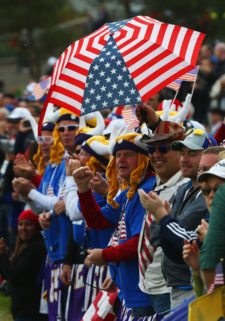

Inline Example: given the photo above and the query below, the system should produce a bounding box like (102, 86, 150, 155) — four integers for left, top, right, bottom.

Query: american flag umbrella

(38, 16, 205, 134)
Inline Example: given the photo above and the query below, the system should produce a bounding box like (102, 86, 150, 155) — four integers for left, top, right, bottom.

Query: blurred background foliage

(0, 0, 224, 79)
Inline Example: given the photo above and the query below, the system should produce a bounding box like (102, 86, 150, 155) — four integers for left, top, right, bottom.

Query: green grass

(0, 291, 12, 321)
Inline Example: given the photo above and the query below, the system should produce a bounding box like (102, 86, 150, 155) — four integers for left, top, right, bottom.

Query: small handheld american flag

(207, 259, 224, 294)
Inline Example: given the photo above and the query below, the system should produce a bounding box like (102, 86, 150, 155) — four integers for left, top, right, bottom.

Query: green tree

(0, 0, 80, 78)
(143, 0, 225, 40)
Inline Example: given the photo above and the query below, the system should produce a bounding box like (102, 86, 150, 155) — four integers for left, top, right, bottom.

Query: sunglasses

(37, 136, 53, 145)
(148, 144, 171, 154)
(58, 125, 78, 132)
(201, 187, 219, 196)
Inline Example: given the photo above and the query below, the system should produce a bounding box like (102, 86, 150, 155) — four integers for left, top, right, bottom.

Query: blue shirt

(101, 175, 156, 308)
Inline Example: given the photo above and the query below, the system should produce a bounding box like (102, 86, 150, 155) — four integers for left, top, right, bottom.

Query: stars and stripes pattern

(166, 78, 182, 92)
(178, 66, 199, 82)
(33, 77, 50, 100)
(39, 16, 205, 133)
(207, 260, 224, 294)
(81, 37, 141, 115)
(122, 106, 140, 130)
(49, 24, 109, 116)
(81, 289, 118, 321)
(138, 212, 155, 283)
(115, 17, 204, 102)
(109, 209, 127, 247)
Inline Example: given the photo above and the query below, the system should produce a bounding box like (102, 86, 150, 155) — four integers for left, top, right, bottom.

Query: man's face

(202, 176, 225, 210)
(115, 149, 138, 180)
(199, 153, 219, 173)
(57, 120, 78, 152)
(40, 130, 53, 158)
(180, 147, 203, 179)
(149, 142, 180, 183)
(198, 152, 220, 210)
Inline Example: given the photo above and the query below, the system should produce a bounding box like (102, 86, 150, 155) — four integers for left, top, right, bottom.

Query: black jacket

(161, 181, 209, 287)
(0, 237, 46, 318)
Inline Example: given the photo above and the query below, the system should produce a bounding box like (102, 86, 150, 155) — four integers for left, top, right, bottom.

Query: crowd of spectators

(0, 40, 224, 321)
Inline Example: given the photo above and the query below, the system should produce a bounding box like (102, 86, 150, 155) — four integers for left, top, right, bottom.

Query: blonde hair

(219, 150, 225, 160)
(86, 156, 107, 174)
(106, 153, 149, 208)
(33, 145, 45, 175)
(50, 125, 65, 165)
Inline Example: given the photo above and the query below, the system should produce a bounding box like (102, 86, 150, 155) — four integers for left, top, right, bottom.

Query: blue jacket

(100, 175, 156, 308)
(42, 160, 72, 263)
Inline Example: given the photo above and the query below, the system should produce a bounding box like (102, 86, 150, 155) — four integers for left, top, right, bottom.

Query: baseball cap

(7, 107, 31, 120)
(198, 159, 225, 182)
(171, 129, 218, 151)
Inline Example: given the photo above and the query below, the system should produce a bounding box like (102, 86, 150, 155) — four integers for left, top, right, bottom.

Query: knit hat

(81, 136, 110, 168)
(112, 132, 148, 155)
(42, 122, 55, 132)
(74, 133, 92, 147)
(141, 121, 185, 144)
(18, 209, 40, 228)
(56, 108, 79, 124)
(172, 128, 218, 151)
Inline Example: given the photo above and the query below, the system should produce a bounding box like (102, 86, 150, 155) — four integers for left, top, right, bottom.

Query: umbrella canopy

(39, 16, 205, 134)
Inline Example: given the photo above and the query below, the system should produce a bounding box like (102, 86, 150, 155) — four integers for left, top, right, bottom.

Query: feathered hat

(81, 135, 110, 172)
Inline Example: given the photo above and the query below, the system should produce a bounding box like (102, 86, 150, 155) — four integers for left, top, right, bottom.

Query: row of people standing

(0, 101, 225, 321)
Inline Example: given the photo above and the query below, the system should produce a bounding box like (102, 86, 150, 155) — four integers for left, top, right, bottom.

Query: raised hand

(13, 153, 36, 179)
(89, 172, 109, 197)
(12, 177, 33, 198)
(136, 104, 159, 127)
(138, 189, 168, 222)
(65, 158, 81, 176)
(73, 166, 94, 193)
(183, 239, 200, 272)
(196, 219, 208, 242)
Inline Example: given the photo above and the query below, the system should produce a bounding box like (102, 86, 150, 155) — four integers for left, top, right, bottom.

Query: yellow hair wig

(50, 125, 65, 165)
(33, 145, 45, 176)
(106, 153, 149, 208)
(86, 156, 107, 174)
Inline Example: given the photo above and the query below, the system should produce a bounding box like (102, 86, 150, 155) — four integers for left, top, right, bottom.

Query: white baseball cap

(198, 159, 225, 182)
(7, 107, 31, 120)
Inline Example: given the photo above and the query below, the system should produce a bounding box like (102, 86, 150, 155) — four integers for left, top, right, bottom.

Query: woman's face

(18, 220, 38, 241)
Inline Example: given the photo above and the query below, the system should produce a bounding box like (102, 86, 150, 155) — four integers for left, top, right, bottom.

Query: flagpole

(171, 89, 179, 108)
(190, 66, 199, 98)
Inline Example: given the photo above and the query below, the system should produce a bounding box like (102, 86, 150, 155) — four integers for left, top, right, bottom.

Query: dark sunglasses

(148, 144, 171, 154)
(201, 187, 219, 196)
(58, 125, 78, 132)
